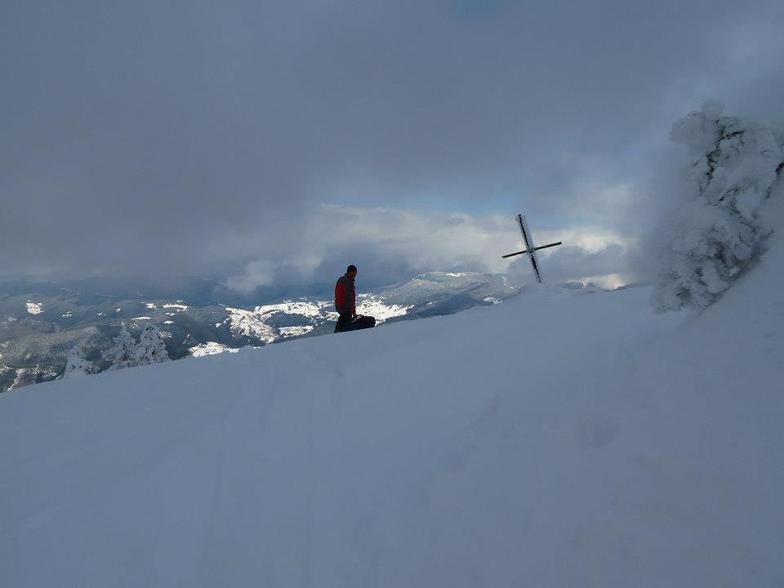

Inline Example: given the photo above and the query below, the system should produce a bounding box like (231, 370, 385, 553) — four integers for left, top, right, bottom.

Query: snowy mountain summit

(2, 207, 783, 586)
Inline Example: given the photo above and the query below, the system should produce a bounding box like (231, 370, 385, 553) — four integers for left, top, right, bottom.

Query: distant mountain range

(0, 272, 526, 393)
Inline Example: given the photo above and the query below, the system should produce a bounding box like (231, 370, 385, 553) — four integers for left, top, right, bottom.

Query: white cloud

(2, 1, 782, 282)
(222, 204, 638, 291)
(223, 260, 277, 294)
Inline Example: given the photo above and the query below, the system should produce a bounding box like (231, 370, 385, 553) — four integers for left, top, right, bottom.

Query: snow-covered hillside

(1, 227, 783, 586)
(0, 271, 522, 393)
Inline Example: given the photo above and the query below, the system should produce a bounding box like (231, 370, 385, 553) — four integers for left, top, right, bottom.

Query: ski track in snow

(1, 232, 784, 586)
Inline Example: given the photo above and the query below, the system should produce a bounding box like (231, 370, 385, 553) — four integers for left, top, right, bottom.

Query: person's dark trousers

(335, 314, 376, 333)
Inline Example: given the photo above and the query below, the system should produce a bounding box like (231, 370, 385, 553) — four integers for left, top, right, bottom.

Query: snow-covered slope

(1, 234, 783, 586)
(0, 270, 523, 393)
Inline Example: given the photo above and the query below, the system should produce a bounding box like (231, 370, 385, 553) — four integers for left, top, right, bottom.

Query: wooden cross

(502, 213, 562, 283)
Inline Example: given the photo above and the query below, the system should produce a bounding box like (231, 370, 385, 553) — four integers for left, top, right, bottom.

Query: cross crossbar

(501, 241, 563, 259)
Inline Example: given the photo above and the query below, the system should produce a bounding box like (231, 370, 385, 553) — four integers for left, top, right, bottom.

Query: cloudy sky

(2, 0, 783, 290)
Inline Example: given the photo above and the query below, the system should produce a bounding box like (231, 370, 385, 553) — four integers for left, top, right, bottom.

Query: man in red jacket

(334, 265, 376, 333)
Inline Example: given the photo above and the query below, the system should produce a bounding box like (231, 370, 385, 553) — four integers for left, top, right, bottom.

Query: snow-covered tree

(652, 101, 784, 311)
(64, 343, 94, 377)
(102, 324, 137, 370)
(134, 324, 169, 365)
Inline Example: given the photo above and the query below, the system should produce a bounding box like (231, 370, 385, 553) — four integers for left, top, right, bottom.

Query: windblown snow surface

(2, 232, 783, 586)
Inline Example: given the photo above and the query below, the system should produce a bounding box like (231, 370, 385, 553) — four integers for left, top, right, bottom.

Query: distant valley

(0, 272, 523, 392)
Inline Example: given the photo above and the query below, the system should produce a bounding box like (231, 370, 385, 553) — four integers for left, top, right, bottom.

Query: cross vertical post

(517, 213, 542, 283)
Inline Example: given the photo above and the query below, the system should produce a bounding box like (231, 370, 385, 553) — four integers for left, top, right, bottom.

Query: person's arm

(335, 281, 346, 315)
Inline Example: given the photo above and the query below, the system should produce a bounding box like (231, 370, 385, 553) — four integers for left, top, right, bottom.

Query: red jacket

(335, 274, 356, 316)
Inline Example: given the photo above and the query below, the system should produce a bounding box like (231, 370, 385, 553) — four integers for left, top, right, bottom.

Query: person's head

(346, 264, 357, 279)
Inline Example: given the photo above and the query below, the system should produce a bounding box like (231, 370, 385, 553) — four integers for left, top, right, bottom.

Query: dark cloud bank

(2, 0, 783, 289)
